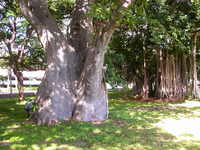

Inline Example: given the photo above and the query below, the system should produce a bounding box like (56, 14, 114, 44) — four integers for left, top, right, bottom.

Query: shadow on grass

(0, 91, 200, 150)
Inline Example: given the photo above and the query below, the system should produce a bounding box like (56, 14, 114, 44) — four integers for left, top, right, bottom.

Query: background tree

(0, 1, 46, 100)
(106, 0, 200, 100)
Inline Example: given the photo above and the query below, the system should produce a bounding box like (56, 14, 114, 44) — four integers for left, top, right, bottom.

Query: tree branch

(18, 0, 60, 35)
(18, 0, 70, 53)
(18, 25, 34, 62)
(8, 17, 17, 43)
(92, 0, 135, 40)
(17, 0, 42, 32)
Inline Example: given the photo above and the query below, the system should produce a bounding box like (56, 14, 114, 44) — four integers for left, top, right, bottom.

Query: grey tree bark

(18, 0, 134, 125)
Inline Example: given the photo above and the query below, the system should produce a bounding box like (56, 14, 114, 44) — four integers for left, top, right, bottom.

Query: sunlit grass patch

(155, 118, 200, 140)
(0, 90, 200, 149)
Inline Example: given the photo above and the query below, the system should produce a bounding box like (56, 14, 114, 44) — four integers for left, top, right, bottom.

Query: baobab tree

(17, 0, 134, 125)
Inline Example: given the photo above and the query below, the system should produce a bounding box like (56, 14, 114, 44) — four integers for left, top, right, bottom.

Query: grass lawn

(1, 90, 200, 150)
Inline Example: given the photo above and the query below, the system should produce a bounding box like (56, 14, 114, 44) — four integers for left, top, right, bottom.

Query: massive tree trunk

(33, 24, 78, 124)
(73, 31, 113, 121)
(18, 0, 133, 125)
(18, 0, 78, 124)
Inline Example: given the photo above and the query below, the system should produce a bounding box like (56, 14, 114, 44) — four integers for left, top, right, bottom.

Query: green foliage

(0, 1, 47, 70)
(22, 37, 47, 70)
(88, 0, 118, 24)
(105, 27, 146, 87)
(105, 50, 127, 87)
(146, 0, 192, 53)
(1, 92, 200, 150)
(48, 0, 75, 23)
(105, 0, 200, 88)
(88, 0, 138, 28)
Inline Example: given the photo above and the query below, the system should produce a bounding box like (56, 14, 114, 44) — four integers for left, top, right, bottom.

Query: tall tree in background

(166, 0, 200, 100)
(190, 0, 200, 98)
(106, 0, 200, 100)
(0, 3, 33, 101)
(17, 0, 135, 125)
(0, 0, 46, 100)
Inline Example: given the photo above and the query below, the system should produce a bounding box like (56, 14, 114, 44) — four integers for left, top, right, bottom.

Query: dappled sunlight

(6, 124, 21, 129)
(2, 93, 200, 150)
(170, 100, 200, 108)
(9, 143, 83, 150)
(155, 116, 200, 141)
(154, 101, 200, 141)
(92, 128, 102, 134)
(9, 136, 24, 142)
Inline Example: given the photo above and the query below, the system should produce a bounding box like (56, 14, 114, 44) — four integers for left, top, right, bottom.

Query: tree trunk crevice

(73, 38, 111, 121)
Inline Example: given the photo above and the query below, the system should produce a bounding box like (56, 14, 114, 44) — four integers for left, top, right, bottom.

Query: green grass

(1, 90, 200, 150)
